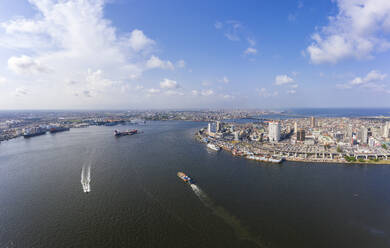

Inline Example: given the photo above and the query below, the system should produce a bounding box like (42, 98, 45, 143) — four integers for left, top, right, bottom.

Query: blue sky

(0, 0, 389, 109)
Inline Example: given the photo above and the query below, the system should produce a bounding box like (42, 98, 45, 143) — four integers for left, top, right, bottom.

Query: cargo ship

(49, 126, 70, 133)
(114, 129, 137, 137)
(177, 172, 194, 184)
(207, 143, 220, 151)
(23, 127, 47, 138)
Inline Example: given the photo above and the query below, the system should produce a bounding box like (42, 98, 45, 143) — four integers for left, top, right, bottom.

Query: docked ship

(177, 172, 194, 184)
(207, 143, 220, 151)
(49, 126, 70, 133)
(114, 129, 137, 137)
(247, 155, 283, 164)
(23, 127, 47, 138)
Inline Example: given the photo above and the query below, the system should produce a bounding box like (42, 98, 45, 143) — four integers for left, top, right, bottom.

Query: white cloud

(147, 88, 160, 94)
(0, 76, 6, 84)
(13, 87, 29, 97)
(244, 47, 257, 55)
(337, 70, 388, 90)
(176, 60, 186, 68)
(201, 80, 210, 86)
(224, 20, 242, 41)
(222, 94, 234, 99)
(336, 83, 353, 89)
(275, 75, 294, 85)
(201, 89, 214, 96)
(165, 90, 184, 96)
(0, 0, 180, 107)
(82, 90, 92, 98)
(220, 76, 229, 83)
(128, 29, 155, 52)
(288, 14, 297, 22)
(290, 84, 299, 88)
(160, 78, 179, 89)
(146, 56, 174, 70)
(307, 0, 390, 64)
(214, 21, 223, 29)
(351, 70, 387, 85)
(191, 90, 199, 96)
(257, 88, 278, 97)
(247, 38, 256, 47)
(8, 55, 49, 74)
(287, 89, 297, 94)
(135, 85, 144, 90)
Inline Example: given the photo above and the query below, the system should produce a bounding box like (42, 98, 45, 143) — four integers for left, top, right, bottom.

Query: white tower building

(208, 123, 211, 135)
(234, 131, 239, 141)
(384, 121, 390, 138)
(216, 121, 221, 132)
(268, 122, 281, 142)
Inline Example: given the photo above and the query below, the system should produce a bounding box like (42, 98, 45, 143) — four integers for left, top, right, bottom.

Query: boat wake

(190, 184, 268, 248)
(81, 164, 91, 193)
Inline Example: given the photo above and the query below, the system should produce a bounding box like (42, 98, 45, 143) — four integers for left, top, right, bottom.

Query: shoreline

(196, 134, 390, 165)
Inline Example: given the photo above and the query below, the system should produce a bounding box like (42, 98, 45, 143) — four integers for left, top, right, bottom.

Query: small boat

(177, 172, 194, 184)
(207, 143, 220, 151)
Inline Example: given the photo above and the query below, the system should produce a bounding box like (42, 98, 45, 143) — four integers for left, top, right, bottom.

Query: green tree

(382, 144, 387, 150)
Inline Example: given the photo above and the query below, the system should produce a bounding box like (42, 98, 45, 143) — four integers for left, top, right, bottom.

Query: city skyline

(0, 0, 390, 109)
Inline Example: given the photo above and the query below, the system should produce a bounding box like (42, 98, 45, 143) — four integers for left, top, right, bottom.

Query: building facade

(268, 122, 281, 142)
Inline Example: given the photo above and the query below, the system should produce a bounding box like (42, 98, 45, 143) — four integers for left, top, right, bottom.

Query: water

(0, 121, 390, 248)
(285, 108, 390, 117)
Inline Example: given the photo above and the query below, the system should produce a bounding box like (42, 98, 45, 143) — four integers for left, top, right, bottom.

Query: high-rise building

(234, 131, 239, 141)
(207, 123, 211, 135)
(294, 122, 298, 134)
(383, 121, 390, 138)
(359, 127, 368, 144)
(297, 129, 305, 141)
(310, 116, 316, 128)
(345, 125, 353, 138)
(368, 137, 375, 147)
(268, 122, 280, 142)
(216, 121, 221, 132)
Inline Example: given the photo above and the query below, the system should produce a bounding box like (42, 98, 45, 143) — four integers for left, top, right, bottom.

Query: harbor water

(0, 121, 389, 247)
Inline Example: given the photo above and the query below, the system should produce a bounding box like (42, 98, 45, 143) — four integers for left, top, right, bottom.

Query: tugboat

(177, 172, 194, 184)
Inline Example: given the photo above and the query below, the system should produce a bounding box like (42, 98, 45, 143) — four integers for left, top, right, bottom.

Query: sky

(0, 0, 390, 110)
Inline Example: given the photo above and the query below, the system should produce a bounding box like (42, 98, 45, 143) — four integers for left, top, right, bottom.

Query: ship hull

(50, 127, 70, 133)
(23, 132, 46, 138)
(114, 129, 138, 137)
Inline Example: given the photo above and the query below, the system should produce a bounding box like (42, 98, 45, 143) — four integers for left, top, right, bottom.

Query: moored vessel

(49, 126, 70, 133)
(247, 155, 283, 164)
(207, 143, 220, 151)
(23, 127, 47, 138)
(114, 129, 138, 137)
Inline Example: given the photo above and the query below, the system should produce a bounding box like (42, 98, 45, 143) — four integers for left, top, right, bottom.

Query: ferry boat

(207, 143, 220, 151)
(247, 155, 283, 164)
(177, 172, 194, 184)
